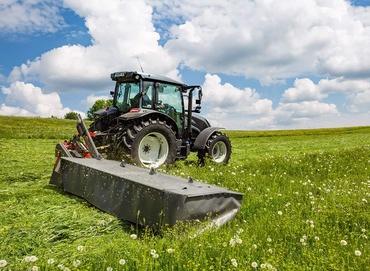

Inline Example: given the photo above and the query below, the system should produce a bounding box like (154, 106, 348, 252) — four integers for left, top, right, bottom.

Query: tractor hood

(93, 106, 118, 118)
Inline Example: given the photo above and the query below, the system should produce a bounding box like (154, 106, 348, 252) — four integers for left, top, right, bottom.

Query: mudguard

(118, 110, 179, 134)
(192, 127, 225, 150)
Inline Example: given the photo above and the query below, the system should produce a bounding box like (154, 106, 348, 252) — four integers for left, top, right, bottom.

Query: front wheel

(205, 132, 232, 164)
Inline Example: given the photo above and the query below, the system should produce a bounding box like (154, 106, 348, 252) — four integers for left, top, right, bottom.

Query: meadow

(0, 116, 369, 270)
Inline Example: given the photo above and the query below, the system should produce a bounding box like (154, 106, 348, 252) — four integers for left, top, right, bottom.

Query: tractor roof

(111, 71, 184, 86)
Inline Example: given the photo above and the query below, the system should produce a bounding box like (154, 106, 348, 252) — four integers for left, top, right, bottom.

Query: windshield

(114, 82, 140, 112)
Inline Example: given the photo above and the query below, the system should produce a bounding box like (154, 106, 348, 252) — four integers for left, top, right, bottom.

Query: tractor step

(50, 156, 242, 228)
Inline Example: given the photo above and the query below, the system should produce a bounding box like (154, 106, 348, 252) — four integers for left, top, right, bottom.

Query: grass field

(0, 116, 369, 270)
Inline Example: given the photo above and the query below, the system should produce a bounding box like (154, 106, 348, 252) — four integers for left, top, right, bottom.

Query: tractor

(89, 71, 232, 168)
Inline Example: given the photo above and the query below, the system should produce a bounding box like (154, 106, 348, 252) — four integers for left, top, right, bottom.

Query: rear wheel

(206, 132, 232, 164)
(127, 119, 177, 168)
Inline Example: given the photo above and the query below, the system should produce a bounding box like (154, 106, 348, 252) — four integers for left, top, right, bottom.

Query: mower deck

(50, 156, 243, 228)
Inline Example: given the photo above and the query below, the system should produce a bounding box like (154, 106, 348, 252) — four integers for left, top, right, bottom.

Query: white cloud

(200, 74, 273, 129)
(0, 81, 84, 118)
(318, 77, 370, 94)
(10, 0, 180, 94)
(202, 74, 273, 114)
(161, 0, 370, 83)
(348, 89, 370, 113)
(0, 0, 66, 34)
(2, 0, 370, 129)
(81, 94, 111, 108)
(282, 78, 327, 103)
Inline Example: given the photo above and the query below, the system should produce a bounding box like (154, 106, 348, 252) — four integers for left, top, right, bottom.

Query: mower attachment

(50, 114, 242, 228)
(50, 156, 242, 228)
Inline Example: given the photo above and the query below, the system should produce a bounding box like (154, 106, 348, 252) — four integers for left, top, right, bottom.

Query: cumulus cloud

(1, 0, 370, 129)
(202, 74, 272, 114)
(160, 0, 370, 84)
(0, 0, 66, 34)
(81, 94, 112, 108)
(10, 0, 180, 93)
(282, 78, 327, 103)
(0, 81, 84, 118)
(201, 74, 273, 129)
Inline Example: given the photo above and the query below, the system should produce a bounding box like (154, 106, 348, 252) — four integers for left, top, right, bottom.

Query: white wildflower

(340, 240, 347, 246)
(130, 234, 138, 239)
(231, 258, 238, 267)
(251, 261, 258, 268)
(119, 259, 126, 265)
(0, 260, 7, 268)
(47, 258, 55, 264)
(167, 248, 175, 254)
(32, 266, 39, 271)
(355, 250, 362, 256)
(77, 245, 84, 252)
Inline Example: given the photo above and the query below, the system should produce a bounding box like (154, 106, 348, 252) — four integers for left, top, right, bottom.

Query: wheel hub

(143, 144, 151, 154)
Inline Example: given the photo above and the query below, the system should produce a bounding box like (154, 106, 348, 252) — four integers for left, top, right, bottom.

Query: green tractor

(89, 71, 232, 168)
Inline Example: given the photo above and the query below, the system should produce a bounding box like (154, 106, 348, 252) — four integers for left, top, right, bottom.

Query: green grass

(0, 116, 369, 270)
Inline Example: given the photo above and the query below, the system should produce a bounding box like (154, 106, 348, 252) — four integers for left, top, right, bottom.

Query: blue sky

(1, 0, 370, 130)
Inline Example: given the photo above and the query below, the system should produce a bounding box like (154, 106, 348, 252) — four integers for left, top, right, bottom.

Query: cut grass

(0, 116, 369, 270)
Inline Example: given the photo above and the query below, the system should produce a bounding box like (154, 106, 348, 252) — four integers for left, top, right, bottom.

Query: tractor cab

(110, 71, 197, 135)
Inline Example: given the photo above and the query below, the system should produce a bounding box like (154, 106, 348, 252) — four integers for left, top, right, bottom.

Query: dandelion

(235, 236, 243, 244)
(277, 211, 283, 215)
(251, 261, 258, 268)
(340, 240, 347, 246)
(107, 267, 113, 271)
(268, 248, 273, 253)
(355, 250, 362, 256)
(252, 244, 258, 249)
(315, 236, 320, 241)
(25, 256, 38, 263)
(0, 260, 7, 268)
(231, 258, 238, 268)
(77, 245, 84, 252)
(229, 238, 236, 247)
(267, 237, 272, 242)
(47, 258, 55, 264)
(119, 259, 126, 265)
(130, 234, 138, 239)
(237, 228, 244, 234)
(167, 248, 175, 254)
(73, 260, 81, 267)
(150, 249, 159, 259)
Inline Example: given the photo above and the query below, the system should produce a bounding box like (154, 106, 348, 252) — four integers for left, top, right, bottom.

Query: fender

(192, 127, 225, 150)
(118, 110, 179, 134)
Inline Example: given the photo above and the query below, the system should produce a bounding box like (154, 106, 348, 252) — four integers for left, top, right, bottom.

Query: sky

(1, 0, 370, 130)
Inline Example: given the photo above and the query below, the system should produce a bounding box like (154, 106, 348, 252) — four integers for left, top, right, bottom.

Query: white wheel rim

(212, 141, 227, 163)
(138, 132, 169, 168)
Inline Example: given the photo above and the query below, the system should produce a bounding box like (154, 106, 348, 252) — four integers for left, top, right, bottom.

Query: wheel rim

(212, 141, 227, 163)
(138, 132, 169, 168)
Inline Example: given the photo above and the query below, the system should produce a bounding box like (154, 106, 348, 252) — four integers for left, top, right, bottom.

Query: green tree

(87, 99, 113, 120)
(64, 111, 78, 120)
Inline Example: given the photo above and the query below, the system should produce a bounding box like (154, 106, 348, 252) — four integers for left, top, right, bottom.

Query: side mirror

(196, 89, 203, 104)
(110, 90, 114, 97)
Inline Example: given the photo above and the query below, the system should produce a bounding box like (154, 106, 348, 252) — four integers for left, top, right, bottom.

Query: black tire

(126, 118, 177, 168)
(205, 132, 232, 164)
